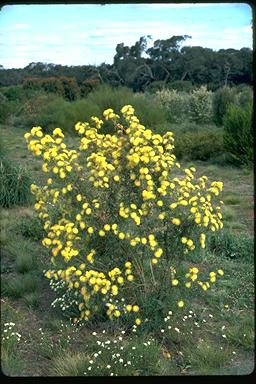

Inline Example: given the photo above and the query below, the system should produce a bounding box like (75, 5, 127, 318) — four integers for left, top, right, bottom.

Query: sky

(0, 3, 253, 69)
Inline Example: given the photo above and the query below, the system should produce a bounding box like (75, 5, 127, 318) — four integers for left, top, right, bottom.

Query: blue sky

(0, 3, 252, 69)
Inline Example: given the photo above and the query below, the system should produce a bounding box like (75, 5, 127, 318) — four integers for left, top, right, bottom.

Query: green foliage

(155, 89, 190, 123)
(188, 86, 213, 124)
(0, 157, 32, 208)
(174, 128, 223, 161)
(184, 340, 232, 375)
(144, 81, 166, 93)
(21, 85, 167, 135)
(234, 85, 253, 108)
(208, 230, 253, 261)
(15, 252, 35, 273)
(223, 103, 253, 165)
(50, 333, 161, 376)
(2, 274, 41, 298)
(168, 80, 194, 93)
(212, 87, 235, 126)
(80, 78, 101, 97)
(23, 76, 80, 101)
(15, 214, 46, 241)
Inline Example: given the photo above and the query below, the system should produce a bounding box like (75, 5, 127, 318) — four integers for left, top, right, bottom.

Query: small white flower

(107, 365, 111, 369)
(221, 325, 226, 330)
(209, 314, 213, 318)
(92, 332, 97, 336)
(161, 329, 165, 333)
(168, 326, 172, 329)
(119, 358, 123, 363)
(168, 311, 173, 315)
(127, 361, 131, 365)
(88, 366, 92, 371)
(232, 351, 236, 355)
(222, 334, 227, 338)
(89, 360, 93, 364)
(132, 347, 136, 350)
(102, 330, 106, 334)
(121, 330, 125, 334)
(174, 327, 180, 333)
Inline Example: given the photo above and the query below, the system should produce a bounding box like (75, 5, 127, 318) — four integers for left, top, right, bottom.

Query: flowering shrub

(24, 105, 225, 326)
(188, 86, 213, 124)
(155, 89, 190, 123)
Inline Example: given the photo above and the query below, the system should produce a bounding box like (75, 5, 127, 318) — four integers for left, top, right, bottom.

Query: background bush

(19, 85, 167, 135)
(223, 103, 253, 165)
(155, 89, 190, 123)
(212, 86, 236, 126)
(174, 127, 224, 161)
(188, 86, 213, 124)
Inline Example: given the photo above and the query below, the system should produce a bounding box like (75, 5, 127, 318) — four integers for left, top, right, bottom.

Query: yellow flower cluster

(24, 104, 225, 325)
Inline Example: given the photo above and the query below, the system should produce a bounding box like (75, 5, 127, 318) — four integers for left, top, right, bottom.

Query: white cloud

(11, 23, 31, 30)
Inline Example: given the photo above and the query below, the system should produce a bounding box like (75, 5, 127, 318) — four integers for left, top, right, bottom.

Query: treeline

(0, 35, 252, 93)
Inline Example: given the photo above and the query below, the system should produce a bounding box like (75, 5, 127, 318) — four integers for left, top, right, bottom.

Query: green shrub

(212, 87, 235, 126)
(144, 81, 166, 94)
(155, 89, 190, 123)
(0, 93, 18, 125)
(189, 86, 213, 124)
(234, 85, 253, 108)
(59, 77, 80, 101)
(0, 157, 32, 208)
(168, 80, 194, 93)
(15, 214, 46, 241)
(208, 230, 253, 261)
(80, 78, 101, 97)
(223, 103, 253, 165)
(174, 128, 224, 161)
(2, 274, 41, 298)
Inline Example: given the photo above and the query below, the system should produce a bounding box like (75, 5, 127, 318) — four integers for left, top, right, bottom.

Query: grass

(0, 123, 254, 376)
(2, 274, 41, 299)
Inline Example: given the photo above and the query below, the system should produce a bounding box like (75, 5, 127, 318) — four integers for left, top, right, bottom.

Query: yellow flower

(135, 318, 142, 325)
(133, 305, 139, 312)
(171, 279, 179, 286)
(125, 261, 132, 268)
(172, 218, 181, 225)
(177, 300, 184, 308)
(87, 227, 94, 234)
(127, 275, 134, 282)
(126, 304, 132, 312)
(218, 269, 224, 276)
